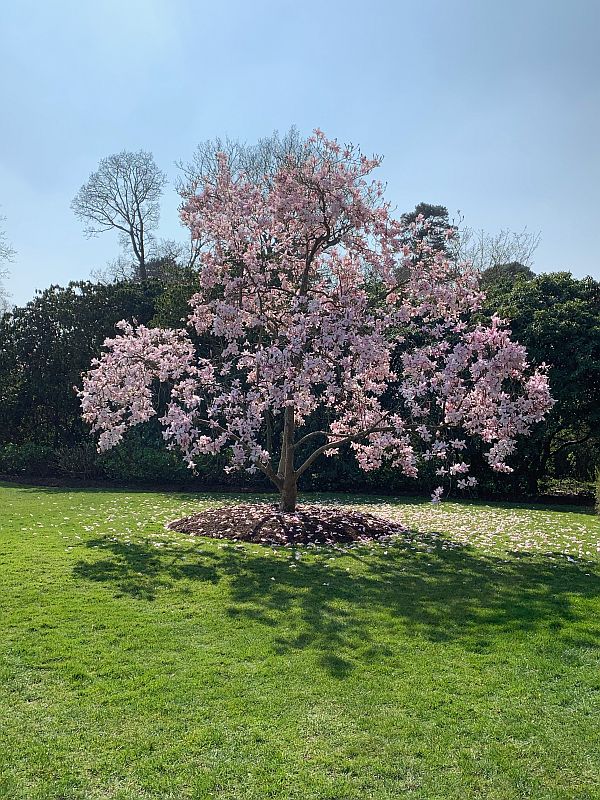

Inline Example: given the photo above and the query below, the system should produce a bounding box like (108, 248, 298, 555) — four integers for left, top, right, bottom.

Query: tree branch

(295, 425, 393, 478)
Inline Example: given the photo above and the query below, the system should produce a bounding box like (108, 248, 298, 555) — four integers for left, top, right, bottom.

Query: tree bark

(138, 220, 147, 281)
(138, 259, 147, 281)
(279, 476, 298, 513)
(278, 406, 297, 512)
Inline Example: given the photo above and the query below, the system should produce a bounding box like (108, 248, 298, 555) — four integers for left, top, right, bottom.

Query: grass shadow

(72, 527, 600, 675)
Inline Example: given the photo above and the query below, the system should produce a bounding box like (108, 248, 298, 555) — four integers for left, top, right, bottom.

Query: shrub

(53, 444, 102, 480)
(0, 443, 55, 476)
(98, 444, 193, 485)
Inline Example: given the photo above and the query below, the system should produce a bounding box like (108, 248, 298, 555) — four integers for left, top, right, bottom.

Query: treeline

(1, 266, 598, 499)
(3, 132, 597, 500)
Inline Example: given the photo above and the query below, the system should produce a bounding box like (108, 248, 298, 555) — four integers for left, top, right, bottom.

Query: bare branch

(72, 150, 167, 281)
(458, 225, 540, 273)
(295, 425, 393, 478)
(0, 212, 15, 313)
(177, 127, 306, 196)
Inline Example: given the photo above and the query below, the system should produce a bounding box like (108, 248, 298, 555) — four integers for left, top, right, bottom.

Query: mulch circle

(166, 503, 407, 547)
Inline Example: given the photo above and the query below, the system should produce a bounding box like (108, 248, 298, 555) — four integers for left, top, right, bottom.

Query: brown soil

(166, 503, 407, 546)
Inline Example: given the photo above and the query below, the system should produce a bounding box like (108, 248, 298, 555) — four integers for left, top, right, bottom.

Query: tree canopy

(79, 133, 552, 511)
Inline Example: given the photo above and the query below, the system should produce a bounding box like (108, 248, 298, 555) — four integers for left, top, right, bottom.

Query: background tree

(400, 203, 456, 258)
(72, 151, 167, 281)
(178, 127, 306, 197)
(0, 278, 233, 485)
(458, 225, 540, 275)
(80, 132, 551, 512)
(93, 238, 202, 285)
(0, 212, 15, 314)
(482, 272, 600, 492)
(0, 281, 163, 448)
(395, 203, 457, 285)
(480, 260, 535, 289)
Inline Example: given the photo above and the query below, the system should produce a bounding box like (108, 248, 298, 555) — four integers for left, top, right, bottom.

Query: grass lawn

(0, 482, 599, 799)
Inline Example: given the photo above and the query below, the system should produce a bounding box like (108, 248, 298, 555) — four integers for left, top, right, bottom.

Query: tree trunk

(278, 406, 298, 512)
(279, 477, 298, 513)
(138, 220, 147, 281)
(138, 256, 147, 282)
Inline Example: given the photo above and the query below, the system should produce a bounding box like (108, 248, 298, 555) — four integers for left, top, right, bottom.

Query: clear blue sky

(1, 0, 598, 306)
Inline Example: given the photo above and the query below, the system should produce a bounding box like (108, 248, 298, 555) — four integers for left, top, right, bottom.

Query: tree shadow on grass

(72, 530, 600, 676)
(73, 537, 222, 601)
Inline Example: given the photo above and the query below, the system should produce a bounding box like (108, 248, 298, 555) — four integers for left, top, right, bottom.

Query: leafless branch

(72, 150, 167, 281)
(0, 212, 15, 313)
(457, 225, 540, 272)
(177, 126, 306, 196)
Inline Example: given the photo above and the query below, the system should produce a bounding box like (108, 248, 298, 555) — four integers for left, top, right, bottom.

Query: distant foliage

(482, 272, 600, 493)
(0, 280, 164, 448)
(0, 443, 55, 476)
(480, 261, 535, 289)
(0, 270, 595, 500)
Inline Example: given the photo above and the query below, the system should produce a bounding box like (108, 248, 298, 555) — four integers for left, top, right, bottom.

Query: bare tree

(72, 150, 167, 281)
(458, 225, 541, 273)
(0, 213, 15, 313)
(178, 126, 306, 197)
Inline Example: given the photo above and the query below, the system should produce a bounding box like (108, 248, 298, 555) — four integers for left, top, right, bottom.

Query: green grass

(0, 482, 599, 800)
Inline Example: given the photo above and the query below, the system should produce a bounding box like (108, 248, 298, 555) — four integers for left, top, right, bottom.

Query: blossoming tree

(79, 132, 553, 513)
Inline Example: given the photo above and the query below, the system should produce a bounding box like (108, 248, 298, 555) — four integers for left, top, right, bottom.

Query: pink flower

(77, 130, 553, 506)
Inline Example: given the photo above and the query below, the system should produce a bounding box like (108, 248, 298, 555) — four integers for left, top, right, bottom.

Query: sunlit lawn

(1, 482, 599, 799)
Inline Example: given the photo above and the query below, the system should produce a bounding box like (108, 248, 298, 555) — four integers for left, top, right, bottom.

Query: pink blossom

(78, 131, 553, 511)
